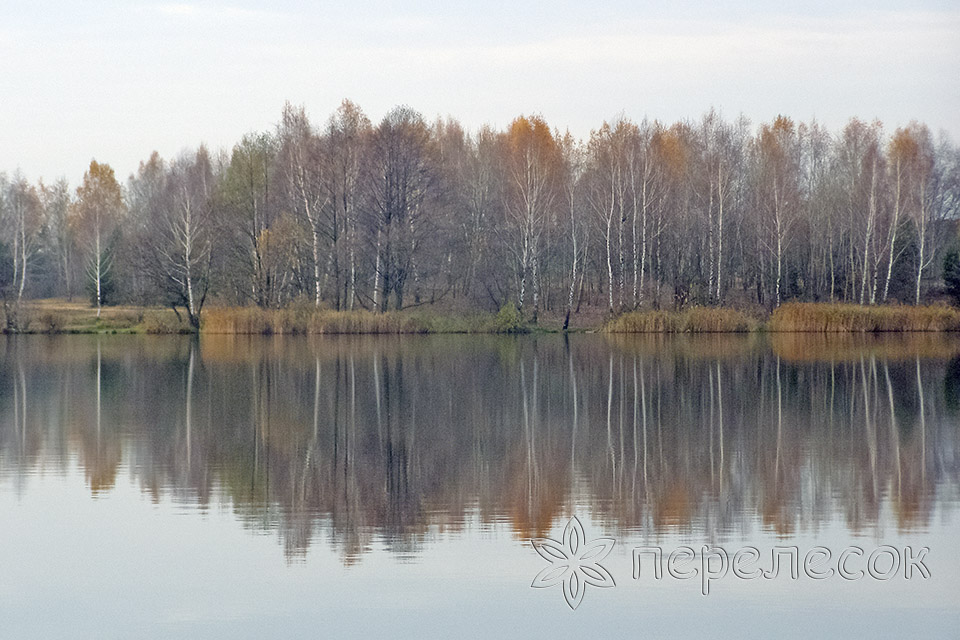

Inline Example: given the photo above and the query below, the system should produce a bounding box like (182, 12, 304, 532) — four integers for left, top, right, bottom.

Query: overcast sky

(2, 0, 958, 185)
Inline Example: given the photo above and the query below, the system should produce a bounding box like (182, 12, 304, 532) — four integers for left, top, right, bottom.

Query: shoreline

(3, 300, 960, 335)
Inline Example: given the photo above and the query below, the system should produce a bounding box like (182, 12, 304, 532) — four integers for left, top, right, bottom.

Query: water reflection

(1, 334, 958, 562)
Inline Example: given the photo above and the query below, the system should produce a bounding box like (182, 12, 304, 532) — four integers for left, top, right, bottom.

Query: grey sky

(2, 1, 958, 184)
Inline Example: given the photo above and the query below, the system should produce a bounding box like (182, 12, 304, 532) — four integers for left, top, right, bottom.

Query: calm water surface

(1, 334, 958, 638)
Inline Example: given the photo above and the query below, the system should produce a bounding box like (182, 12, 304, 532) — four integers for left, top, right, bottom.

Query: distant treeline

(2, 102, 959, 330)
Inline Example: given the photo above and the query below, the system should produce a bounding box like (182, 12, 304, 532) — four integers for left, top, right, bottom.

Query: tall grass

(604, 307, 760, 333)
(608, 303, 960, 334)
(202, 307, 417, 334)
(770, 303, 960, 332)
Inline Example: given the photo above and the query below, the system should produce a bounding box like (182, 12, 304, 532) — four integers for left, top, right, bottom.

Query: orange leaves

(757, 117, 796, 166)
(71, 159, 125, 245)
(507, 114, 551, 149)
(755, 117, 804, 196)
(75, 160, 123, 208)
(772, 114, 795, 136)
(651, 124, 690, 179)
(889, 122, 934, 181)
(506, 114, 562, 172)
(890, 127, 920, 166)
(503, 114, 564, 220)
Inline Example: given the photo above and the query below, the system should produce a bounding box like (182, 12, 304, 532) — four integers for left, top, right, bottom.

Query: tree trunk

(882, 162, 902, 302)
(95, 226, 102, 319)
(715, 162, 724, 304)
(605, 212, 614, 314)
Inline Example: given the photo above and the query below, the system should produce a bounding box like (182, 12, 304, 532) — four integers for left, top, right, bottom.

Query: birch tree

(40, 178, 74, 300)
(649, 124, 688, 307)
(558, 131, 585, 329)
(366, 106, 436, 311)
(882, 126, 918, 302)
(836, 119, 885, 304)
(321, 100, 370, 310)
(278, 102, 327, 307)
(461, 126, 502, 302)
(74, 160, 124, 317)
(218, 133, 277, 306)
(586, 120, 636, 313)
(501, 115, 561, 322)
(904, 123, 937, 304)
(125, 153, 160, 307)
(626, 120, 663, 308)
(799, 121, 835, 301)
(146, 148, 215, 329)
(754, 116, 801, 307)
(691, 112, 740, 305)
(1, 174, 43, 309)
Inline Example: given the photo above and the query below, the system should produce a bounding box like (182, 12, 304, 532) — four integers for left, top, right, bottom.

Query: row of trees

(2, 102, 959, 328)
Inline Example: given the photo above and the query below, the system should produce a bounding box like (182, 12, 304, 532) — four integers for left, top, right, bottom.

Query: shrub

(143, 312, 192, 334)
(493, 304, 527, 333)
(38, 312, 65, 333)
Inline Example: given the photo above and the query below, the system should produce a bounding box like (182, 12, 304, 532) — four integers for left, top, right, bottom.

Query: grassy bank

(6, 299, 960, 335)
(5, 299, 192, 334)
(5, 300, 529, 335)
(5, 300, 535, 335)
(200, 306, 515, 334)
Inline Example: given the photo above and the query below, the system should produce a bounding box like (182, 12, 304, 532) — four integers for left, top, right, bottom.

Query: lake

(1, 333, 958, 638)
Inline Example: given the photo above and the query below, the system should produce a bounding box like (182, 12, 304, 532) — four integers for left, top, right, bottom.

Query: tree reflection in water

(1, 333, 958, 562)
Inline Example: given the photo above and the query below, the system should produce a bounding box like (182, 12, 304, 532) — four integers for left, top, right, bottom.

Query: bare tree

(754, 116, 802, 308)
(903, 123, 937, 304)
(693, 111, 740, 305)
(218, 133, 278, 306)
(278, 103, 328, 307)
(1, 173, 43, 309)
(558, 131, 585, 329)
(799, 121, 835, 301)
(40, 178, 74, 300)
(625, 119, 663, 308)
(586, 120, 632, 314)
(366, 106, 436, 311)
(461, 126, 502, 303)
(836, 119, 885, 305)
(144, 148, 215, 329)
(321, 100, 371, 310)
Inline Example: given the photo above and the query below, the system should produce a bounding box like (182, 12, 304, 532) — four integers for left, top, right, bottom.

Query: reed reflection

(1, 333, 958, 562)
